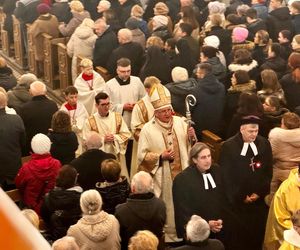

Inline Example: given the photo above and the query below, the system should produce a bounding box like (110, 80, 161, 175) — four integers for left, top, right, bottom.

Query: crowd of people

(1, 0, 300, 249)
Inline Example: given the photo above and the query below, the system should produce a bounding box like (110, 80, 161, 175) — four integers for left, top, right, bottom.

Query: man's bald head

(30, 81, 47, 96)
(118, 28, 133, 44)
(85, 131, 103, 149)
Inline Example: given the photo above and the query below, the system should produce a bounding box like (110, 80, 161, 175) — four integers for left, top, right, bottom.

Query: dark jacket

(20, 95, 58, 156)
(107, 42, 144, 76)
(266, 7, 292, 42)
(208, 26, 232, 57)
(48, 131, 78, 165)
(41, 186, 82, 240)
(206, 57, 226, 81)
(252, 44, 268, 67)
(3, 0, 18, 42)
(280, 42, 293, 61)
(115, 192, 166, 250)
(14, 0, 40, 24)
(139, 46, 172, 84)
(93, 27, 118, 68)
(252, 3, 268, 21)
(151, 25, 172, 42)
(0, 66, 17, 91)
(116, 0, 139, 27)
(292, 14, 300, 35)
(263, 107, 289, 137)
(7, 84, 32, 115)
(280, 73, 300, 111)
(70, 149, 116, 191)
(182, 35, 200, 61)
(192, 74, 225, 138)
(247, 19, 267, 41)
(50, 2, 72, 23)
(165, 78, 197, 116)
(0, 109, 25, 185)
(95, 176, 130, 214)
(260, 56, 287, 79)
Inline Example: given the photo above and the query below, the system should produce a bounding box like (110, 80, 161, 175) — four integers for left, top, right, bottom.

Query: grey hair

(188, 142, 210, 166)
(186, 215, 210, 242)
(80, 189, 102, 215)
(18, 73, 38, 87)
(52, 236, 79, 250)
(118, 28, 133, 43)
(98, 0, 111, 9)
(85, 132, 103, 149)
(30, 81, 47, 96)
(131, 171, 154, 194)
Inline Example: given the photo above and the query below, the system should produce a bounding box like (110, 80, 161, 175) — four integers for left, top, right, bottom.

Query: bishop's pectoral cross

(250, 157, 256, 172)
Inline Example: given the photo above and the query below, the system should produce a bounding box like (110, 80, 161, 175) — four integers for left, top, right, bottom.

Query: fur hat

(37, 3, 51, 14)
(208, 1, 226, 14)
(153, 15, 168, 30)
(31, 133, 51, 155)
(154, 2, 169, 15)
(80, 190, 102, 215)
(172, 67, 188, 82)
(232, 27, 249, 43)
(204, 35, 220, 49)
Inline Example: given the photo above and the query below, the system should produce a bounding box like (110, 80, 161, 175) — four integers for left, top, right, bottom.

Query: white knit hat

(31, 133, 51, 155)
(172, 67, 188, 82)
(204, 35, 220, 49)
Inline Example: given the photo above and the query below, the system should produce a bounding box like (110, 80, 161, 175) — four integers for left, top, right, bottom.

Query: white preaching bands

(202, 173, 216, 190)
(240, 142, 258, 156)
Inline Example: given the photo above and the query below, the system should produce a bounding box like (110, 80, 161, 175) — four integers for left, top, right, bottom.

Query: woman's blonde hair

(80, 58, 93, 68)
(21, 209, 39, 229)
(70, 0, 84, 12)
(128, 230, 159, 250)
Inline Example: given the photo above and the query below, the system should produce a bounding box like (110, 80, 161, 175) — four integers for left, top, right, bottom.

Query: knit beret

(31, 133, 51, 155)
(204, 35, 220, 49)
(232, 27, 249, 43)
(37, 3, 51, 14)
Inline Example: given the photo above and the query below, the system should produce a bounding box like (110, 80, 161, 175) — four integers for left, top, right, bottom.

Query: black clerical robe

(173, 164, 224, 237)
(219, 132, 273, 250)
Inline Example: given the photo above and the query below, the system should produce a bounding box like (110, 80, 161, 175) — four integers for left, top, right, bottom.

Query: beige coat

(68, 211, 121, 250)
(29, 14, 59, 61)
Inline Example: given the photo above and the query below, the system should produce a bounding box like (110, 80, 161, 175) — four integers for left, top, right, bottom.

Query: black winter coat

(266, 7, 292, 42)
(48, 131, 78, 165)
(93, 27, 118, 68)
(0, 66, 17, 91)
(70, 149, 116, 191)
(20, 95, 58, 156)
(41, 187, 82, 240)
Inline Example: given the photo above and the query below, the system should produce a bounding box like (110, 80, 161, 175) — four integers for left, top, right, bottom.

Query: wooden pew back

(201, 130, 223, 163)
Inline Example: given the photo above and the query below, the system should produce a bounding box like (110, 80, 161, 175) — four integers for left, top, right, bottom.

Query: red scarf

(65, 103, 77, 110)
(82, 73, 94, 81)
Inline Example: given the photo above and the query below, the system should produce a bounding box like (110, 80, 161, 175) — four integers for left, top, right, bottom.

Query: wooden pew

(12, 15, 26, 69)
(43, 34, 66, 89)
(6, 189, 21, 203)
(201, 130, 223, 163)
(0, 13, 13, 57)
(26, 24, 38, 76)
(77, 55, 112, 82)
(96, 66, 112, 82)
(57, 42, 72, 90)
